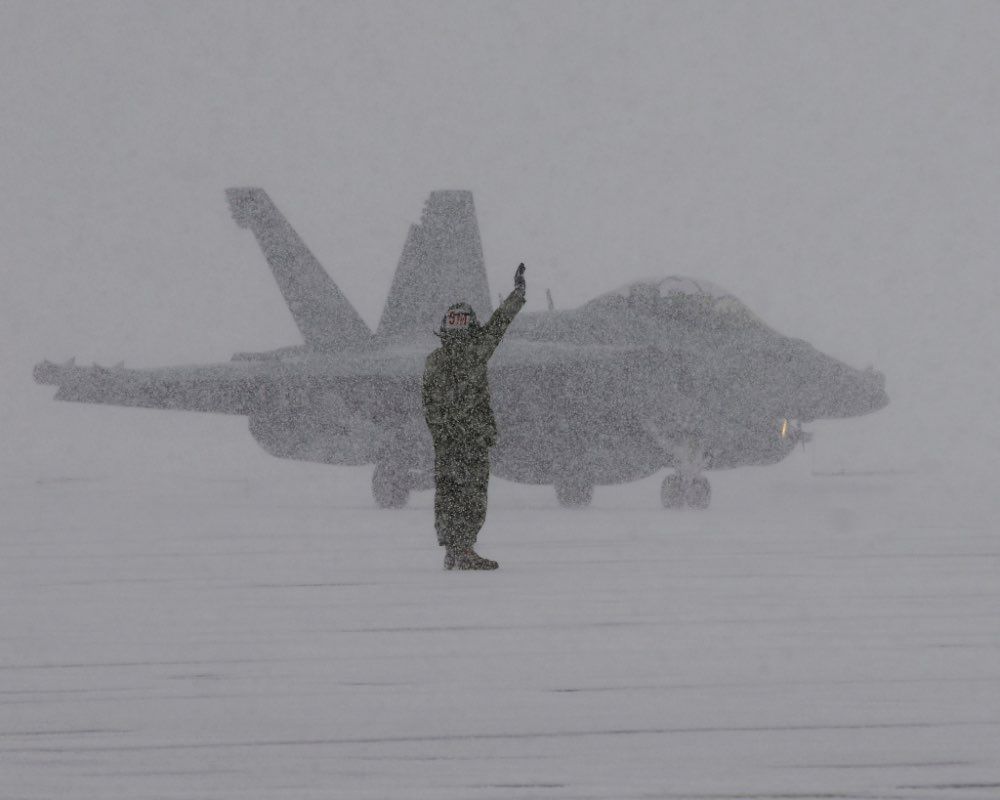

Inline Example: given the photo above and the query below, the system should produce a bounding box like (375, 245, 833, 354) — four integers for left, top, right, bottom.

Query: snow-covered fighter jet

(34, 189, 888, 509)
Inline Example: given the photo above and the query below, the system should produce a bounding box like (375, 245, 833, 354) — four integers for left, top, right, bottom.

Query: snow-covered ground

(2, 402, 998, 799)
(4, 4, 1000, 797)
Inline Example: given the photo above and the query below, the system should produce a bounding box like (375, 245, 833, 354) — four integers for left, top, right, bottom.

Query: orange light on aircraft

(780, 418, 789, 439)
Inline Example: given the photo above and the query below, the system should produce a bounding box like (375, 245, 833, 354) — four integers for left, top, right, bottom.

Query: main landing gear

(554, 478, 594, 507)
(372, 462, 410, 508)
(661, 473, 711, 509)
(371, 426, 435, 509)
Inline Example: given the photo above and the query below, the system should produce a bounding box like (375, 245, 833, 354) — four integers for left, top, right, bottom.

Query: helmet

(440, 302, 478, 335)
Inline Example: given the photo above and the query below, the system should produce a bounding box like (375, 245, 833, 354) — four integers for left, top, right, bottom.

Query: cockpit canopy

(513, 275, 774, 346)
(586, 276, 769, 332)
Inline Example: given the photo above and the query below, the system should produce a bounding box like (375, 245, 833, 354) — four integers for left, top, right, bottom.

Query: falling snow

(3, 2, 1000, 798)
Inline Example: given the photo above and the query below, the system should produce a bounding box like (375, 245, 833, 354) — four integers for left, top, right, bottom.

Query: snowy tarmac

(3, 408, 999, 799)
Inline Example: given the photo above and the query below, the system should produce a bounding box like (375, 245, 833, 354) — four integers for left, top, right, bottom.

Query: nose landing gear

(641, 423, 713, 510)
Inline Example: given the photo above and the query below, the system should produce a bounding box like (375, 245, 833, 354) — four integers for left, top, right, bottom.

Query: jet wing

(33, 359, 282, 415)
(34, 340, 670, 414)
(33, 348, 436, 417)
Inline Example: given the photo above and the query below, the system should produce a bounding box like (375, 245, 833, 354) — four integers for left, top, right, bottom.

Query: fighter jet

(34, 188, 888, 509)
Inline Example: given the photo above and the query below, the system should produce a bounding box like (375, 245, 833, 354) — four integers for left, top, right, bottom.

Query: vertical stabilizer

(375, 191, 492, 342)
(227, 187, 372, 351)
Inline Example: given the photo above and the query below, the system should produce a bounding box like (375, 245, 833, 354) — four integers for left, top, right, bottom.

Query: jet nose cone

(787, 351, 889, 421)
(864, 366, 890, 411)
(833, 364, 889, 418)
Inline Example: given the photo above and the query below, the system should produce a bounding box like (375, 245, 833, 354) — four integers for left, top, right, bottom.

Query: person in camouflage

(422, 263, 526, 570)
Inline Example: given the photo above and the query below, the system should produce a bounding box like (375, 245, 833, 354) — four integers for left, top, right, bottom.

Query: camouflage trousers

(433, 444, 490, 550)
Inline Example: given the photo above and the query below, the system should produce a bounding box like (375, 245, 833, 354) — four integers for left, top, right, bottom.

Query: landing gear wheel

(372, 462, 409, 508)
(661, 474, 711, 509)
(555, 480, 593, 507)
(686, 476, 711, 509)
(661, 474, 685, 509)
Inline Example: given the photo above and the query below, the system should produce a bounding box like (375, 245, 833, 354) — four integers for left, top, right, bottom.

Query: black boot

(451, 547, 499, 570)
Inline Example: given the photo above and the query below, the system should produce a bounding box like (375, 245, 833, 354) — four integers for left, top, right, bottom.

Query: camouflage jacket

(422, 288, 526, 449)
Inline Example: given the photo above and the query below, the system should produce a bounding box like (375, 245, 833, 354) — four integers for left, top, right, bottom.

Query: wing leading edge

(33, 359, 263, 415)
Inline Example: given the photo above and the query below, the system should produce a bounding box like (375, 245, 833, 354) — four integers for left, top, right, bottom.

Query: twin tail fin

(227, 187, 373, 351)
(228, 187, 493, 351)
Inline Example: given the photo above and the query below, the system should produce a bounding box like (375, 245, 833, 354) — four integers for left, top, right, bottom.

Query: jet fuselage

(34, 191, 888, 508)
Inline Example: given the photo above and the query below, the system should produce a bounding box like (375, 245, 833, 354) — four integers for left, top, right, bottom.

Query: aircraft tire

(661, 474, 685, 509)
(372, 462, 409, 509)
(686, 476, 711, 509)
(555, 480, 593, 507)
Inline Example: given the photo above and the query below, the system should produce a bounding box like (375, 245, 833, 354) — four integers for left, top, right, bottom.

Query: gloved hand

(514, 262, 526, 293)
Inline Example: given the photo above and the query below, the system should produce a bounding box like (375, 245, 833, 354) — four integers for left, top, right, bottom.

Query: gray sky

(3, 1, 999, 470)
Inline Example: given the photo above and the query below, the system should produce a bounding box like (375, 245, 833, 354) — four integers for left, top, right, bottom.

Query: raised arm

(476, 264, 526, 361)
